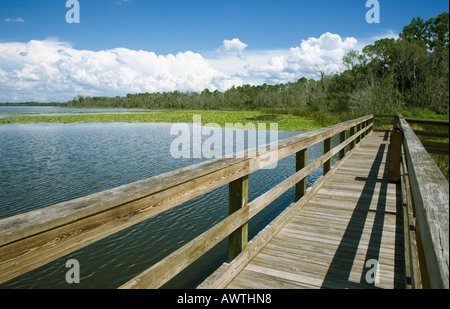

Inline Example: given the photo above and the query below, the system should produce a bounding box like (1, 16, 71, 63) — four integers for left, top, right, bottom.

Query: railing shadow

(320, 133, 405, 288)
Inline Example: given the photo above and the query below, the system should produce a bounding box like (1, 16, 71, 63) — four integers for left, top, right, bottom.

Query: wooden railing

(374, 114, 449, 155)
(387, 115, 449, 289)
(0, 115, 373, 288)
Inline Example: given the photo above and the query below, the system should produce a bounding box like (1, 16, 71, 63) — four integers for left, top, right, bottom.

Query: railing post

(295, 149, 307, 201)
(393, 115, 400, 128)
(388, 127, 403, 182)
(323, 137, 332, 175)
(361, 121, 367, 139)
(339, 130, 346, 160)
(228, 175, 249, 262)
(350, 125, 356, 150)
(356, 123, 361, 144)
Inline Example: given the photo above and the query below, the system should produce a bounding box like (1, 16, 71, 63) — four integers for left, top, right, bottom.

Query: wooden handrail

(404, 118, 449, 126)
(0, 115, 373, 287)
(374, 114, 450, 127)
(398, 116, 449, 288)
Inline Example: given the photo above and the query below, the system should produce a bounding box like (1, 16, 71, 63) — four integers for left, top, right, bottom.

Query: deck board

(223, 131, 405, 289)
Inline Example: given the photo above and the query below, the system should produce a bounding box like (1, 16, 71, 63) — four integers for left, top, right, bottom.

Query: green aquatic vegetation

(0, 110, 322, 131)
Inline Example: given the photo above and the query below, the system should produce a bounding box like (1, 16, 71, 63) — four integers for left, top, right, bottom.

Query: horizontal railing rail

(398, 116, 449, 289)
(388, 115, 449, 289)
(374, 115, 449, 155)
(0, 115, 373, 288)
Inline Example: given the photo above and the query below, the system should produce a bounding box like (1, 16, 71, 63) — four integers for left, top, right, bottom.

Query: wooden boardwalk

(222, 131, 406, 289)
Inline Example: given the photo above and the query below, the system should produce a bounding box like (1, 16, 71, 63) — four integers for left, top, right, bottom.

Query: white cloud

(4, 17, 24, 23)
(207, 33, 358, 85)
(0, 32, 361, 102)
(217, 38, 248, 56)
(242, 32, 358, 83)
(0, 39, 243, 102)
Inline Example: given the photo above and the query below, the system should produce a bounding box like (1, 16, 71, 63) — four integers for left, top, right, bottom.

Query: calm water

(0, 106, 149, 119)
(0, 109, 338, 289)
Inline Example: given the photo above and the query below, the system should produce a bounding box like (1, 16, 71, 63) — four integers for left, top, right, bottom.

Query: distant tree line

(63, 79, 327, 111)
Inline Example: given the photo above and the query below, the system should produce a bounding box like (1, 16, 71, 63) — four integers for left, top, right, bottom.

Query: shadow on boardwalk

(321, 132, 405, 288)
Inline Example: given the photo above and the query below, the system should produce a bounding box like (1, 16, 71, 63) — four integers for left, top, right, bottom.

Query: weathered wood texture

(388, 128, 403, 182)
(207, 132, 407, 289)
(228, 176, 249, 262)
(399, 117, 449, 289)
(400, 144, 423, 289)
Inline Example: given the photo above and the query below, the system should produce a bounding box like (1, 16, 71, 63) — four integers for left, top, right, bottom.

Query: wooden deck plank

(222, 132, 405, 289)
(264, 237, 401, 269)
(225, 268, 319, 289)
(248, 252, 400, 289)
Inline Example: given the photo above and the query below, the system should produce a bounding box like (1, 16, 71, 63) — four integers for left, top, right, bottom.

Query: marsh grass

(0, 109, 321, 131)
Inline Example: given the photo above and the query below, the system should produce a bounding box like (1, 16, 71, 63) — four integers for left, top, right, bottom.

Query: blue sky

(0, 0, 448, 102)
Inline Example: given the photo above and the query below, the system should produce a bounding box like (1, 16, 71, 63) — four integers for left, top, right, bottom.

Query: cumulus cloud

(0, 40, 243, 102)
(206, 33, 358, 85)
(242, 32, 357, 83)
(217, 38, 248, 56)
(0, 33, 359, 102)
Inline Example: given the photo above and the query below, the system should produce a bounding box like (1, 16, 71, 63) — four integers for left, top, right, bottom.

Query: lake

(0, 106, 149, 119)
(0, 107, 336, 289)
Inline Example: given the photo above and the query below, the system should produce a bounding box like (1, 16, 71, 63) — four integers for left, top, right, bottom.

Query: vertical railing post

(350, 125, 356, 150)
(356, 123, 361, 144)
(323, 137, 332, 175)
(339, 130, 347, 160)
(388, 116, 403, 183)
(361, 121, 366, 139)
(295, 149, 307, 201)
(228, 175, 249, 262)
(393, 115, 399, 129)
